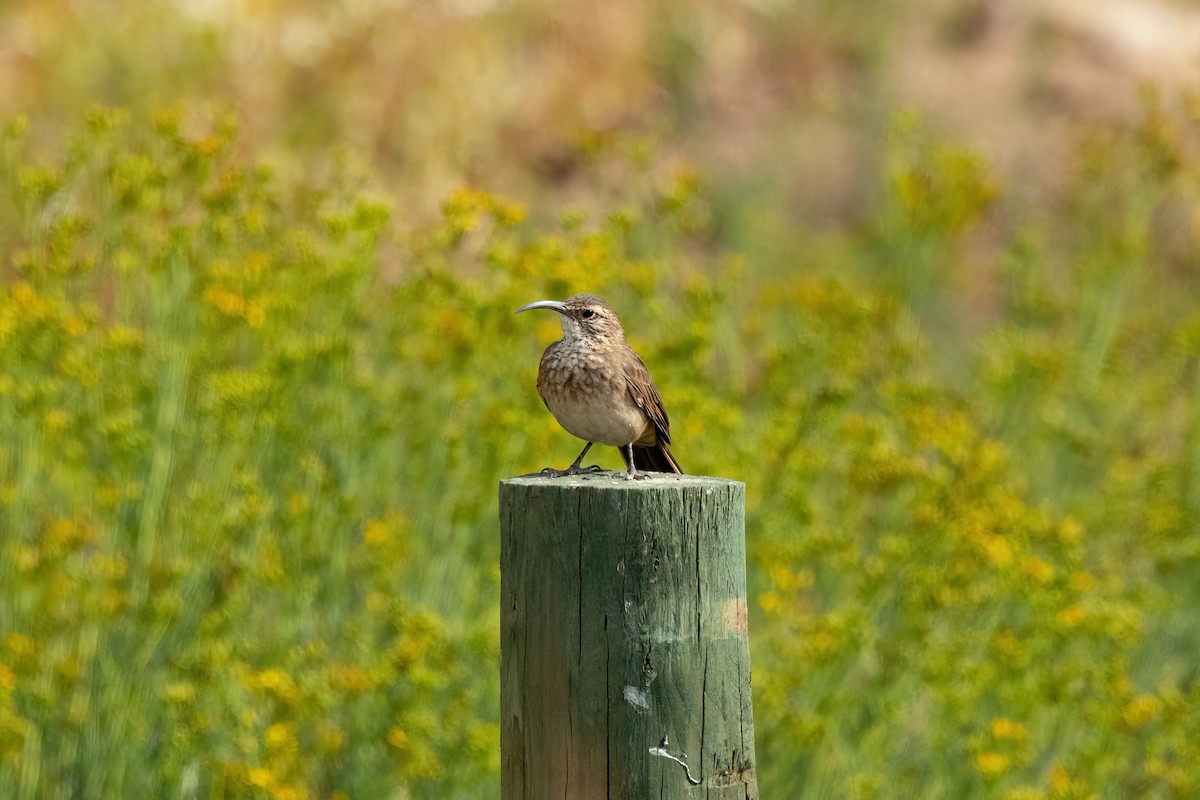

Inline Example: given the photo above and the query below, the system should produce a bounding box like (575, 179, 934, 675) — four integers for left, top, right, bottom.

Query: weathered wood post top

(499, 472, 758, 799)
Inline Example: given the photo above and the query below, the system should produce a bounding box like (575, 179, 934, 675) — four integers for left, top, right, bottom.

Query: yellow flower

(399, 744, 444, 779)
(202, 286, 245, 317)
(11, 282, 36, 308)
(982, 535, 1013, 567)
(975, 751, 1011, 777)
(56, 657, 83, 683)
(1057, 516, 1083, 544)
(976, 440, 1007, 472)
(804, 630, 836, 657)
(48, 519, 78, 545)
(768, 564, 813, 592)
(89, 554, 128, 580)
(247, 767, 273, 788)
(497, 202, 526, 225)
(1123, 694, 1162, 728)
(100, 587, 128, 618)
(245, 301, 267, 328)
(15, 546, 39, 572)
(991, 717, 1027, 740)
(192, 135, 221, 155)
(265, 723, 296, 751)
(1003, 789, 1043, 800)
(1070, 572, 1094, 592)
(1022, 556, 1054, 583)
(5, 633, 35, 659)
(363, 519, 388, 545)
(1049, 765, 1079, 795)
(329, 665, 375, 694)
(246, 251, 270, 272)
(64, 316, 87, 337)
(1059, 605, 1084, 628)
(0, 664, 16, 691)
(442, 188, 484, 231)
(43, 409, 70, 432)
(243, 208, 265, 233)
(246, 668, 298, 701)
(994, 629, 1018, 654)
(758, 592, 781, 614)
(287, 491, 310, 516)
(107, 325, 144, 349)
(163, 682, 196, 704)
(386, 726, 408, 749)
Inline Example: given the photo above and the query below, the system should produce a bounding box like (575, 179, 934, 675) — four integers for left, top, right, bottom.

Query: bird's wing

(535, 341, 560, 411)
(624, 350, 671, 444)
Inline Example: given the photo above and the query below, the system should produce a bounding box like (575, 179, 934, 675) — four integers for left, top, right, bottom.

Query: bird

(516, 293, 682, 480)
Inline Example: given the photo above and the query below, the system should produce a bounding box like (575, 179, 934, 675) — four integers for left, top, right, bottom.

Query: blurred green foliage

(2, 99, 1199, 799)
(2, 7, 1200, 794)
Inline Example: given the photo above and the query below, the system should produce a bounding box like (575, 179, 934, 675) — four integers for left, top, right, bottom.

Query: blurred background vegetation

(2, 0, 1200, 797)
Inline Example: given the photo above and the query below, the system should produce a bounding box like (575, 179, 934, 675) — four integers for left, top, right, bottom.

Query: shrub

(2, 101, 1199, 798)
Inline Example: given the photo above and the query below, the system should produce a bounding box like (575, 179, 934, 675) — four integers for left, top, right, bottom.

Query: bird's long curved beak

(515, 300, 567, 315)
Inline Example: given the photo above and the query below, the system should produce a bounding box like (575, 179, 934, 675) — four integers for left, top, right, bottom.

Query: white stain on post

(623, 685, 650, 712)
(723, 596, 749, 635)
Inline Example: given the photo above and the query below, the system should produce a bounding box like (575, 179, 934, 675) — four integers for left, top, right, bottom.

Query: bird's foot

(539, 464, 604, 478)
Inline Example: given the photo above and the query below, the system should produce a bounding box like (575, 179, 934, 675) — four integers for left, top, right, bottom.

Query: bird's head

(515, 294, 625, 344)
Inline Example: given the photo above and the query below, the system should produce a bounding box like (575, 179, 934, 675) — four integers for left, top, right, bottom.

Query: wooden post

(499, 473, 758, 799)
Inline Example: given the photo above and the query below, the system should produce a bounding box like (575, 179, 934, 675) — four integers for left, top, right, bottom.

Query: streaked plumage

(517, 294, 681, 478)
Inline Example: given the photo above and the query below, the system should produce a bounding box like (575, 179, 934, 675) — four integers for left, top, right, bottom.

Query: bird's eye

(581, 309, 597, 319)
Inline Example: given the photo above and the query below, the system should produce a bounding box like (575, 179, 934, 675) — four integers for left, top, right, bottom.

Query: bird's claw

(539, 464, 605, 478)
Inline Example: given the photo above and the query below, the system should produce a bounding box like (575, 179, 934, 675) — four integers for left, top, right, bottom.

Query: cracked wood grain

(500, 474, 758, 799)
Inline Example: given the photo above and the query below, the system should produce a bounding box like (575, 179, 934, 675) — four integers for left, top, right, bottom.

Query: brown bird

(516, 294, 682, 479)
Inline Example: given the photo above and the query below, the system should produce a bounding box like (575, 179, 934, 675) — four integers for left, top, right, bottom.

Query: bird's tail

(623, 442, 683, 475)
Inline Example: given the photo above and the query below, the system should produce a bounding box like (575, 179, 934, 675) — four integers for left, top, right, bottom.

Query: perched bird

(516, 294, 682, 479)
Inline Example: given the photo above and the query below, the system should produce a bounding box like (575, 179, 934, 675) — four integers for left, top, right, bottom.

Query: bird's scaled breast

(537, 349, 649, 446)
